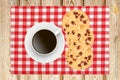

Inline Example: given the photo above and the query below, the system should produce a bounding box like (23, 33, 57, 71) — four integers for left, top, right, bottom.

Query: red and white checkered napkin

(10, 6, 109, 74)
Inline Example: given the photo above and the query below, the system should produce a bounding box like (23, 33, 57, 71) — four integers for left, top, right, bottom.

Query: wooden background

(0, 0, 120, 80)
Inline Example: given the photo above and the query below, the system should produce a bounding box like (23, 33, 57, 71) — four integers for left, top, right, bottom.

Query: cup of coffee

(24, 22, 65, 63)
(32, 29, 57, 54)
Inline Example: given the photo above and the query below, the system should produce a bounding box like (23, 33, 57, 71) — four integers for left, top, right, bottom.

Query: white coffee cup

(24, 22, 65, 63)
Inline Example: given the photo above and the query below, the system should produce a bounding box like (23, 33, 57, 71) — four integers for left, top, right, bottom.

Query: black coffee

(32, 30, 57, 54)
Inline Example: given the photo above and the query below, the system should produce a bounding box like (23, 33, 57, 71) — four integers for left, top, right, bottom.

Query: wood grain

(0, 0, 120, 80)
(63, 75, 85, 80)
(0, 0, 10, 80)
(106, 0, 120, 80)
(20, 0, 42, 6)
(42, 0, 62, 6)
(63, 0, 83, 6)
(9, 0, 20, 6)
(84, 0, 106, 6)
(0, 1, 2, 80)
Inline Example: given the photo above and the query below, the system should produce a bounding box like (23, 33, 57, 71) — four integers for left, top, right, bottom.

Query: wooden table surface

(0, 0, 120, 80)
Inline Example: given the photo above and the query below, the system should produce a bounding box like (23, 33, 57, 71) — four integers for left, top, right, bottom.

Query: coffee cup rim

(24, 22, 65, 63)
(30, 22, 61, 55)
(31, 29, 58, 55)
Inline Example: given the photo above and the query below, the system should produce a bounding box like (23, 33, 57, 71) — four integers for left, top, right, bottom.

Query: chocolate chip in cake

(80, 15, 84, 18)
(84, 62, 87, 65)
(73, 11, 78, 15)
(79, 52, 82, 56)
(73, 59, 76, 61)
(72, 30, 75, 35)
(77, 33, 81, 37)
(83, 20, 86, 24)
(80, 18, 82, 21)
(67, 32, 70, 35)
(71, 21, 75, 25)
(63, 28, 66, 31)
(73, 42, 76, 45)
(69, 61, 73, 65)
(88, 55, 92, 60)
(84, 33, 87, 36)
(78, 38, 81, 41)
(86, 41, 89, 45)
(77, 45, 80, 50)
(75, 16, 78, 18)
(84, 57, 87, 59)
(88, 37, 91, 41)
(78, 63, 81, 67)
(70, 55, 73, 58)
(65, 24, 69, 27)
(86, 29, 90, 34)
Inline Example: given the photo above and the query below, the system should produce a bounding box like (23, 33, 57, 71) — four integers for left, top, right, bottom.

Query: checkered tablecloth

(10, 6, 109, 74)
